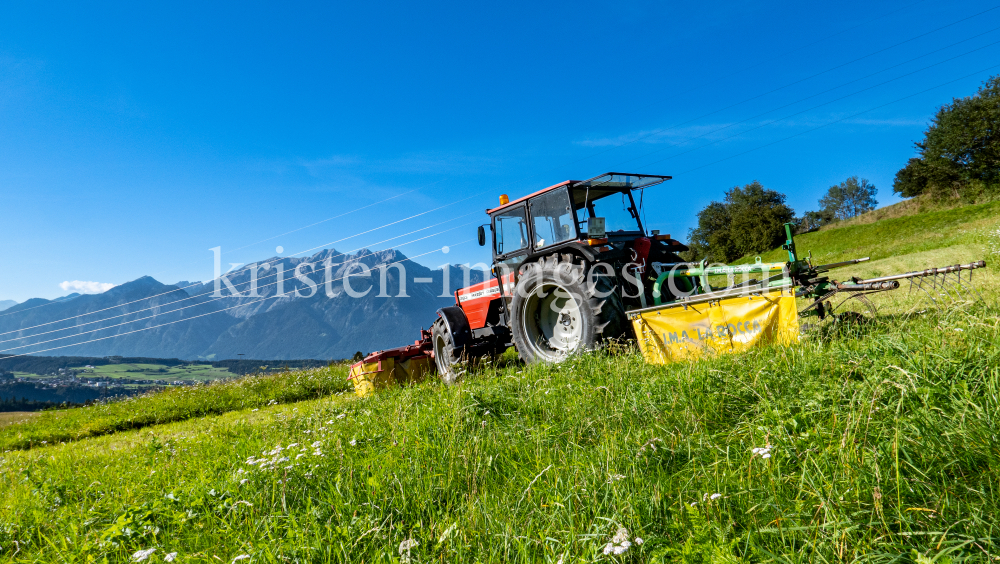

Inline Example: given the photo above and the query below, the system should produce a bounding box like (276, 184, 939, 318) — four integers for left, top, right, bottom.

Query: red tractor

(349, 172, 689, 391)
(428, 172, 689, 381)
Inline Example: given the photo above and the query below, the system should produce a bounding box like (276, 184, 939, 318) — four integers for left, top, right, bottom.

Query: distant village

(0, 366, 196, 389)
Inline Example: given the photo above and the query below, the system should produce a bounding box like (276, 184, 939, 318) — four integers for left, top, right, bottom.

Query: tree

(893, 75, 1000, 198)
(797, 208, 835, 233)
(687, 181, 795, 262)
(892, 158, 930, 198)
(686, 202, 733, 262)
(818, 177, 878, 220)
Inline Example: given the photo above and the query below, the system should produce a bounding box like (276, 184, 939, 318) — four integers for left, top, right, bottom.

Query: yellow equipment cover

(629, 290, 799, 364)
(349, 356, 432, 398)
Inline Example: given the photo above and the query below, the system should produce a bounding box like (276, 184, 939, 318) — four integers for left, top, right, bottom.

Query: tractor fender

(524, 242, 601, 265)
(437, 306, 472, 350)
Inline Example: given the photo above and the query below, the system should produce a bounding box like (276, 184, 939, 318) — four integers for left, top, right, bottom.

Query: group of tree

(797, 176, 878, 232)
(686, 181, 796, 262)
(686, 178, 876, 261)
(893, 75, 1000, 200)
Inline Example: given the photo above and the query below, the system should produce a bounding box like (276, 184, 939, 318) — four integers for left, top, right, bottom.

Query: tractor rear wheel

(431, 317, 463, 384)
(510, 254, 625, 364)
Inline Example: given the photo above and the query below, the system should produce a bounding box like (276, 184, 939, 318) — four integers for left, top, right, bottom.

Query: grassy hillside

(0, 201, 997, 562)
(752, 199, 1000, 281)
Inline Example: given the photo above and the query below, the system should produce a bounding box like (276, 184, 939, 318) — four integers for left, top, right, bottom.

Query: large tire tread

(511, 254, 627, 364)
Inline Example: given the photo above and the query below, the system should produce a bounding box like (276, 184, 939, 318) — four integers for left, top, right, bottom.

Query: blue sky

(2, 0, 999, 302)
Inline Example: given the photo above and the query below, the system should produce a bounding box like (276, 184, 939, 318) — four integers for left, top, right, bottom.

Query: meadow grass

(0, 366, 350, 451)
(0, 412, 35, 428)
(0, 289, 997, 562)
(0, 202, 997, 562)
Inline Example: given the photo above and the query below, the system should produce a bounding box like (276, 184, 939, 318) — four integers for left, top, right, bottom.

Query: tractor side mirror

(477, 225, 487, 246)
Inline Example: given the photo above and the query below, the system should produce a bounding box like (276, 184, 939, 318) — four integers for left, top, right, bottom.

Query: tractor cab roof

(486, 172, 671, 215)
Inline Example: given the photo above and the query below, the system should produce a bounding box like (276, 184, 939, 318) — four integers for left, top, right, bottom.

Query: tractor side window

(494, 206, 529, 256)
(529, 188, 575, 249)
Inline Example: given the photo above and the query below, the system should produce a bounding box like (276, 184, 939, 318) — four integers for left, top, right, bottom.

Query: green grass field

(0, 201, 997, 562)
(0, 412, 35, 428)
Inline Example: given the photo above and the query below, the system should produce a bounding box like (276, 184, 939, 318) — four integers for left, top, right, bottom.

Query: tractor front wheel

(431, 317, 463, 384)
(510, 254, 625, 364)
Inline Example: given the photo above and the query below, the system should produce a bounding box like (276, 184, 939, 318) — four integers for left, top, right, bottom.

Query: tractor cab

(481, 172, 674, 270)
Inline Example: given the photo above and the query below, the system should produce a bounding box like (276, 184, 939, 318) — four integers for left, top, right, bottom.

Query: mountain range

(0, 248, 485, 360)
(0, 301, 17, 312)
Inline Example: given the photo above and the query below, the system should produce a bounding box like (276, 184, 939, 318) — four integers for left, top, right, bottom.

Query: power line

(2, 242, 472, 359)
(0, 188, 420, 320)
(0, 199, 482, 337)
(0, 215, 478, 347)
(573, 0, 933, 135)
(609, 37, 1000, 171)
(669, 62, 1000, 176)
(222, 188, 422, 254)
(0, 223, 476, 354)
(543, 4, 1000, 174)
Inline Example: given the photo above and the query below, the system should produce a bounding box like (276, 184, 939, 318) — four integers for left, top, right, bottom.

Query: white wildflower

(635, 537, 643, 545)
(399, 539, 419, 563)
(710, 493, 722, 500)
(251, 408, 258, 412)
(399, 539, 419, 552)
(311, 441, 322, 448)
(612, 545, 628, 555)
(349, 439, 357, 446)
(164, 553, 178, 562)
(336, 413, 346, 419)
(611, 527, 629, 544)
(132, 548, 156, 562)
(608, 474, 625, 483)
(232, 556, 251, 563)
(762, 453, 771, 459)
(603, 543, 614, 555)
(287, 443, 298, 448)
(240, 479, 249, 485)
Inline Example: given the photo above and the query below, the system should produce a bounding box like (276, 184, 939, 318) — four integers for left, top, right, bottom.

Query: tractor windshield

(572, 188, 643, 235)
